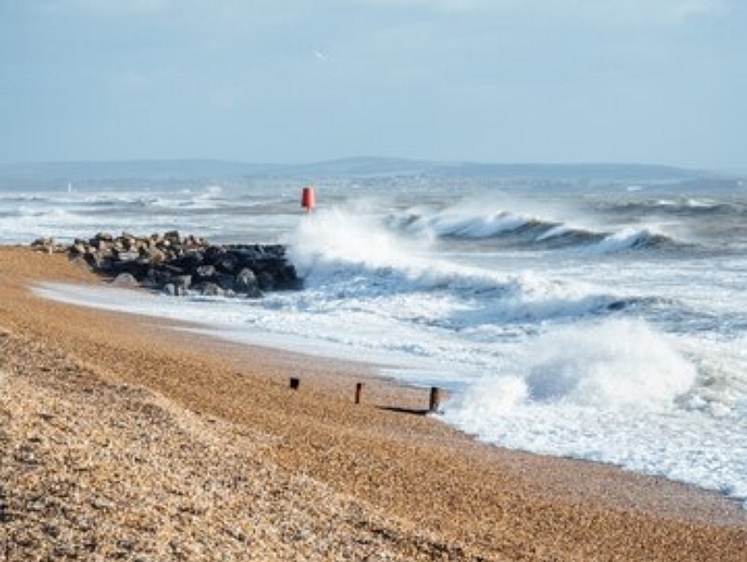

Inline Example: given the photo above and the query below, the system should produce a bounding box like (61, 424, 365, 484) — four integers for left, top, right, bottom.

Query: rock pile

(30, 237, 68, 254)
(34, 232, 302, 297)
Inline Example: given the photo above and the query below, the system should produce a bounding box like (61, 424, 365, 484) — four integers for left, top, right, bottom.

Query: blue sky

(1, 1, 745, 171)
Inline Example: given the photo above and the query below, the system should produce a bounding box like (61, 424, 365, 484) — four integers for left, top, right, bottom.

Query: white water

(3, 172, 747, 506)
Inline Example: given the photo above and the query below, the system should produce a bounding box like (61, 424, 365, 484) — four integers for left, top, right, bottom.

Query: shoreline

(2, 246, 746, 560)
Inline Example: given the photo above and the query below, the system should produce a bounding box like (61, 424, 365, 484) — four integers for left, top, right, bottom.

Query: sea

(2, 159, 746, 507)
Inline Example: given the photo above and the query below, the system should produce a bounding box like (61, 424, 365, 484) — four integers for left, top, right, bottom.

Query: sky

(1, 1, 745, 172)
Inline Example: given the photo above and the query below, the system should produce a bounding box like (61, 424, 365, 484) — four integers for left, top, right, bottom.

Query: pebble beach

(2, 246, 746, 561)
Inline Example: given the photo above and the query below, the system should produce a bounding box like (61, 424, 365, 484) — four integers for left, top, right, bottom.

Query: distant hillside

(0, 157, 717, 187)
(428, 162, 699, 181)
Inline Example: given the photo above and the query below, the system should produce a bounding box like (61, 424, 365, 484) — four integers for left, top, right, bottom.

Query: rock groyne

(32, 232, 302, 297)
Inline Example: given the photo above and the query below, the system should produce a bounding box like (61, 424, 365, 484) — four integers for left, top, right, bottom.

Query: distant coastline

(0, 157, 731, 186)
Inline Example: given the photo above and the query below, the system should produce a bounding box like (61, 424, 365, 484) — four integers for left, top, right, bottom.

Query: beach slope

(1, 247, 745, 561)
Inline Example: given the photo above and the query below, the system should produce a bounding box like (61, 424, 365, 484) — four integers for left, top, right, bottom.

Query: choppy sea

(2, 161, 746, 506)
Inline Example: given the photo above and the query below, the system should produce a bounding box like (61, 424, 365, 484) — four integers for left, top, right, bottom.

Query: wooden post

(289, 377, 300, 390)
(429, 387, 441, 413)
(355, 382, 363, 404)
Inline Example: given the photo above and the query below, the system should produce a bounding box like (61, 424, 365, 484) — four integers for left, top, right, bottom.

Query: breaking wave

(287, 208, 659, 327)
(387, 203, 680, 253)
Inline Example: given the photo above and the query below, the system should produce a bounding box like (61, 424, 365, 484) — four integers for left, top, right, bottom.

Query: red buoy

(301, 186, 316, 212)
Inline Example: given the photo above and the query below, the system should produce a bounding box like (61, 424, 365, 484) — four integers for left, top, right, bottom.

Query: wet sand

(1, 246, 746, 561)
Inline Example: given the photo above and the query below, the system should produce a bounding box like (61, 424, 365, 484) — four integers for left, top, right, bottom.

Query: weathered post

(289, 377, 300, 390)
(429, 387, 441, 413)
(355, 382, 363, 404)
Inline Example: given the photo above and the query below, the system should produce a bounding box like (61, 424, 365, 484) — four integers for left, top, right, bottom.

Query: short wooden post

(355, 382, 363, 404)
(289, 377, 300, 390)
(429, 387, 441, 413)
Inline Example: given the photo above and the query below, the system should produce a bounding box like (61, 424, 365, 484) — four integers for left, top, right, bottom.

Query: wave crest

(388, 202, 680, 253)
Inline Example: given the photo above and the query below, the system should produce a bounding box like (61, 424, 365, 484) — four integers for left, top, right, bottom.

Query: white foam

(443, 319, 747, 503)
(287, 207, 632, 326)
(446, 319, 696, 412)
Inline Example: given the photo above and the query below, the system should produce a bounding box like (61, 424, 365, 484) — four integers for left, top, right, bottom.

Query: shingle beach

(2, 246, 746, 561)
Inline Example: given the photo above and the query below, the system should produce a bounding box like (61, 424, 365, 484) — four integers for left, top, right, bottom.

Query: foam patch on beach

(446, 319, 696, 412)
(442, 319, 747, 504)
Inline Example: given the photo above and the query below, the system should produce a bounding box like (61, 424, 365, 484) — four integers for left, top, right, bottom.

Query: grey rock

(256, 271, 275, 291)
(235, 268, 258, 293)
(194, 282, 225, 297)
(173, 275, 192, 290)
(195, 264, 216, 279)
(111, 273, 139, 288)
(162, 283, 177, 296)
(115, 250, 140, 262)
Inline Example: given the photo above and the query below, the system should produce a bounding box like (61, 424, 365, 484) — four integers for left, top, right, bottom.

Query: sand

(1, 246, 745, 561)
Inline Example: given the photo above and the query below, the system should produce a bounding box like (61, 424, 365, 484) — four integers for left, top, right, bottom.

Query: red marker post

(301, 186, 316, 213)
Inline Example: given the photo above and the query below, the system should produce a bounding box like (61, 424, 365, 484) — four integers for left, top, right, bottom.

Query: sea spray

(289, 207, 410, 274)
(288, 209, 648, 329)
(445, 318, 697, 414)
(438, 319, 747, 499)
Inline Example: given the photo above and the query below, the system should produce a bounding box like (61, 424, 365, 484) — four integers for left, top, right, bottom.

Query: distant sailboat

(67, 182, 73, 193)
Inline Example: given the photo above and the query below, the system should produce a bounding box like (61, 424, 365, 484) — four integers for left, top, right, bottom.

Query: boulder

(193, 282, 226, 297)
(111, 272, 139, 288)
(235, 268, 262, 298)
(256, 271, 275, 291)
(195, 265, 216, 279)
(30, 238, 66, 254)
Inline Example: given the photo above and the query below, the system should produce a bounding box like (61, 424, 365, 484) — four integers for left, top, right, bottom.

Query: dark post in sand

(429, 387, 441, 413)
